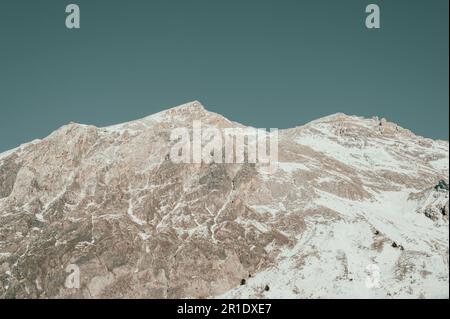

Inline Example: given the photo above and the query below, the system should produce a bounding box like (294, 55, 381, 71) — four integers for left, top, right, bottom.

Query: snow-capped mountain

(0, 101, 448, 298)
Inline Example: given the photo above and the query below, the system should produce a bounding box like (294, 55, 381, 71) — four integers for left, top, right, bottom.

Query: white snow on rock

(0, 102, 448, 299)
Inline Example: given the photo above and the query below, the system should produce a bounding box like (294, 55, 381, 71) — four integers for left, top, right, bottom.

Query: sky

(0, 0, 448, 152)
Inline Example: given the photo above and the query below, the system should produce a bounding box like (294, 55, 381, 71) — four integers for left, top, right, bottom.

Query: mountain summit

(0, 102, 448, 298)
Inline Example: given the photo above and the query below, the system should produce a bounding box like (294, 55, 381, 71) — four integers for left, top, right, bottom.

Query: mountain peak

(307, 112, 353, 124)
(0, 100, 448, 299)
(167, 100, 206, 112)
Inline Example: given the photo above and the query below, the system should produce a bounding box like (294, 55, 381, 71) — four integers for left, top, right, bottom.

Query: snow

(220, 186, 449, 299)
(221, 216, 448, 299)
(0, 148, 17, 160)
(295, 133, 411, 173)
(127, 197, 146, 226)
(139, 232, 151, 241)
(249, 205, 279, 218)
(429, 157, 449, 171)
(0, 102, 447, 299)
(278, 162, 310, 174)
(210, 187, 236, 243)
(315, 189, 446, 250)
(235, 217, 269, 233)
(35, 213, 46, 223)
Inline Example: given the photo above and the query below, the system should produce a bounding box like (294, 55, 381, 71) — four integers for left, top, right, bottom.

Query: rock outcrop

(0, 101, 448, 298)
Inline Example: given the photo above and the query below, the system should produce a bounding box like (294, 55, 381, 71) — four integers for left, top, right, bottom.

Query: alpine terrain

(0, 101, 448, 299)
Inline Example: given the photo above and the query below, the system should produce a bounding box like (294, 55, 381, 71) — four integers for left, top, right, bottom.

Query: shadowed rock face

(0, 101, 448, 299)
(0, 155, 21, 199)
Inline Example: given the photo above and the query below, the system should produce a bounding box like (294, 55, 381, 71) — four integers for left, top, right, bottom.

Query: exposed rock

(0, 101, 448, 299)
(435, 180, 449, 191)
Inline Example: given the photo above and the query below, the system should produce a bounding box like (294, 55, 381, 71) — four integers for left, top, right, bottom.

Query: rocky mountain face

(0, 101, 448, 298)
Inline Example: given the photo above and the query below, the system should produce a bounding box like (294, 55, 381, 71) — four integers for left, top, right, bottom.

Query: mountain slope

(0, 101, 448, 298)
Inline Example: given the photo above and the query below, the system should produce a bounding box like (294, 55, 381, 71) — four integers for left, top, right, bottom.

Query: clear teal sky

(0, 0, 448, 152)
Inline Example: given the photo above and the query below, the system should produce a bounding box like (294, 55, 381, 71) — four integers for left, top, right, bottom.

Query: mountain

(0, 101, 448, 298)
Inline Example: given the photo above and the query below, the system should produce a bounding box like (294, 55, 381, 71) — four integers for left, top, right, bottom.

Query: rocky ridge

(0, 101, 448, 298)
